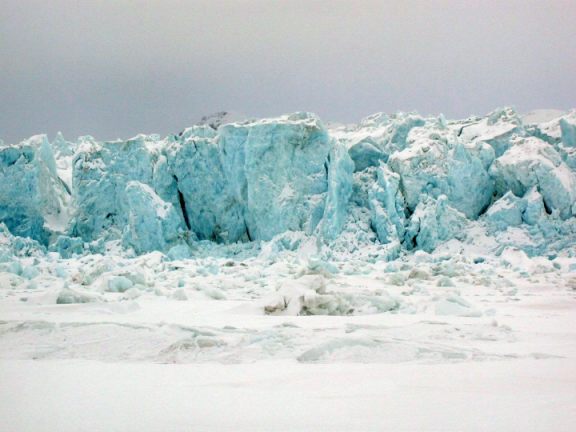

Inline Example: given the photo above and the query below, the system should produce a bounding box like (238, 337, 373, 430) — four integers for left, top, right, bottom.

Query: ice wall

(1, 108, 575, 258)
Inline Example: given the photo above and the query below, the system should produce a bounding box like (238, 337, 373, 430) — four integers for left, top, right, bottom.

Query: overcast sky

(1, 0, 575, 143)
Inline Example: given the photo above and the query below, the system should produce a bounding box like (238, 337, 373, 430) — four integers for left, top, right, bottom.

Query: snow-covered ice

(1, 107, 576, 431)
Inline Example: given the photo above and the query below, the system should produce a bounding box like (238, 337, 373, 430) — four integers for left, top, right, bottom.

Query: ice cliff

(1, 108, 576, 259)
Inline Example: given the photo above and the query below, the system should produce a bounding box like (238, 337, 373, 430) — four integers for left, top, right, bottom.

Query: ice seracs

(0, 135, 70, 245)
(387, 123, 494, 219)
(122, 181, 185, 254)
(490, 136, 576, 219)
(0, 107, 575, 259)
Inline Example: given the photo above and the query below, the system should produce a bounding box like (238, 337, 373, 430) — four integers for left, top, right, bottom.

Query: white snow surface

(1, 239, 576, 431)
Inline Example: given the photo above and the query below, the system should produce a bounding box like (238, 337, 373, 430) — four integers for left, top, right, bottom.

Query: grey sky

(1, 0, 575, 143)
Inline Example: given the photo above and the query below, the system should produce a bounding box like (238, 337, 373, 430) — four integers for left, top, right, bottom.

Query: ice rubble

(0, 107, 575, 260)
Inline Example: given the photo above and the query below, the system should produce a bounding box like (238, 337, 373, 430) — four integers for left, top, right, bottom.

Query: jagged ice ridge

(1, 107, 576, 260)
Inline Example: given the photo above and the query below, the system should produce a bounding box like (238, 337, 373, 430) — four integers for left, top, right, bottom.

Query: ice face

(388, 123, 494, 219)
(459, 107, 525, 157)
(162, 129, 245, 243)
(121, 181, 184, 254)
(1, 108, 575, 258)
(368, 165, 406, 244)
(71, 135, 159, 241)
(490, 136, 576, 219)
(233, 113, 332, 241)
(485, 191, 527, 231)
(0, 135, 70, 245)
(317, 139, 354, 241)
(403, 195, 468, 253)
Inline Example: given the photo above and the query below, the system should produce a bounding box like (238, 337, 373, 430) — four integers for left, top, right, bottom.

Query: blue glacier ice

(226, 113, 331, 241)
(317, 140, 354, 241)
(387, 122, 494, 219)
(522, 187, 546, 225)
(1, 107, 575, 259)
(560, 118, 576, 148)
(162, 127, 245, 243)
(368, 165, 406, 244)
(490, 136, 576, 219)
(0, 135, 70, 245)
(403, 195, 468, 252)
(49, 235, 85, 258)
(339, 112, 426, 172)
(71, 134, 160, 241)
(459, 107, 525, 157)
(122, 181, 185, 254)
(485, 191, 526, 232)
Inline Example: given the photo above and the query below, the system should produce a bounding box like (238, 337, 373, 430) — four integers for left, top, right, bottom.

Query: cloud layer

(1, 0, 575, 143)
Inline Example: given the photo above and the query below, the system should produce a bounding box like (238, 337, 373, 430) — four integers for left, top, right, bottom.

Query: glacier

(2, 108, 576, 432)
(2, 107, 575, 259)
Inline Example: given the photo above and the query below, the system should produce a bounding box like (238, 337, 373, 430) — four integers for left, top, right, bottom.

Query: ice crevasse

(1, 108, 576, 259)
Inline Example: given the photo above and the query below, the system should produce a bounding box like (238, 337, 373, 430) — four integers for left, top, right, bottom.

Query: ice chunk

(122, 181, 184, 254)
(49, 235, 85, 258)
(388, 125, 494, 219)
(56, 287, 99, 304)
(107, 275, 134, 293)
(459, 107, 525, 157)
(336, 113, 426, 169)
(485, 191, 526, 231)
(522, 187, 546, 225)
(262, 275, 398, 316)
(490, 136, 576, 219)
(297, 338, 380, 363)
(163, 129, 246, 243)
(433, 294, 482, 317)
(195, 111, 247, 130)
(71, 135, 159, 241)
(404, 195, 468, 252)
(0, 135, 70, 244)
(317, 140, 354, 241)
(348, 140, 386, 172)
(166, 244, 193, 261)
(529, 110, 576, 147)
(560, 117, 576, 148)
(263, 275, 330, 315)
(369, 165, 406, 244)
(0, 223, 45, 257)
(21, 265, 39, 280)
(220, 113, 331, 241)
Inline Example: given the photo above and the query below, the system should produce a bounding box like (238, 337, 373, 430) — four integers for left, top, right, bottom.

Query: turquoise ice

(0, 108, 575, 257)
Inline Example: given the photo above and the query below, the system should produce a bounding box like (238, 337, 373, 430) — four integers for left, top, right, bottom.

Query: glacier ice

(368, 165, 405, 245)
(229, 113, 331, 241)
(522, 187, 546, 225)
(317, 140, 354, 241)
(71, 134, 159, 241)
(404, 195, 468, 253)
(122, 181, 185, 254)
(0, 135, 70, 245)
(387, 124, 494, 219)
(162, 127, 245, 243)
(490, 136, 576, 219)
(485, 191, 526, 231)
(0, 107, 575, 260)
(459, 107, 525, 157)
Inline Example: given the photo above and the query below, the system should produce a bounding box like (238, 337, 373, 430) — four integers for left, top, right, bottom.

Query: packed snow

(1, 107, 576, 431)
